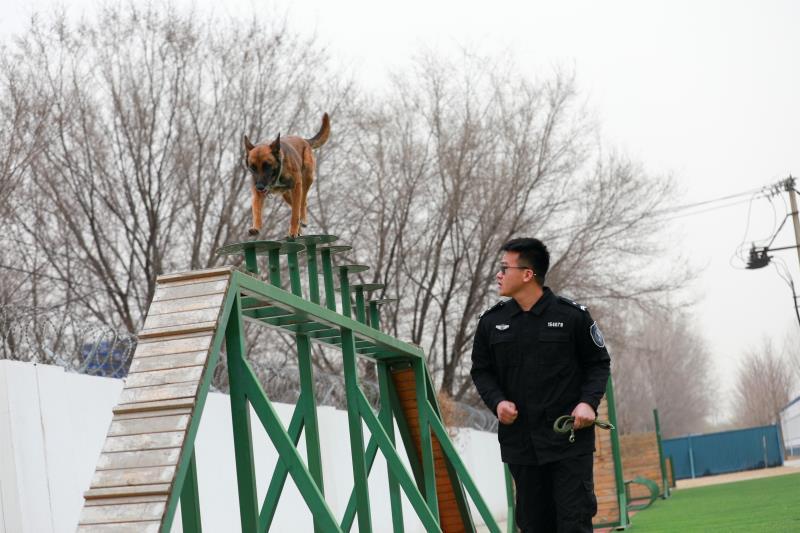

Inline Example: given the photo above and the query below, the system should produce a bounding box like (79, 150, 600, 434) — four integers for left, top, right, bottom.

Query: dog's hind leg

(300, 158, 315, 228)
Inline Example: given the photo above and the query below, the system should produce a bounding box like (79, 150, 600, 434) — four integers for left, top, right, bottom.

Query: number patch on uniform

(590, 322, 605, 348)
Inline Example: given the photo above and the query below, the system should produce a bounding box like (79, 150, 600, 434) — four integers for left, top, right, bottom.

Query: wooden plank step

(77, 522, 161, 532)
(84, 484, 171, 500)
(118, 382, 199, 405)
(108, 414, 190, 437)
(84, 494, 168, 506)
(113, 398, 195, 416)
(91, 465, 177, 489)
(79, 501, 166, 524)
(142, 307, 222, 332)
(156, 266, 234, 283)
(125, 366, 205, 389)
(96, 448, 181, 471)
(135, 336, 213, 358)
(151, 279, 229, 303)
(147, 293, 226, 316)
(103, 432, 185, 453)
(138, 324, 217, 340)
(114, 408, 194, 421)
(129, 351, 209, 373)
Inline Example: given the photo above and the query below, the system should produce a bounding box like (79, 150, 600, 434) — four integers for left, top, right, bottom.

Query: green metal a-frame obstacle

(77, 234, 501, 532)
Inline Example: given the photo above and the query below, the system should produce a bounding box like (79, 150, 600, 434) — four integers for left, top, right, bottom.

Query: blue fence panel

(663, 425, 783, 480)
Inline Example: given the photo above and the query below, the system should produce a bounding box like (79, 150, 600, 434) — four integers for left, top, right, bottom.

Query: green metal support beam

(226, 295, 260, 532)
(180, 449, 203, 533)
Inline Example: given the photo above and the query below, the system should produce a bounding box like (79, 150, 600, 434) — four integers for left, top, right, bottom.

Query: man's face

(497, 251, 534, 297)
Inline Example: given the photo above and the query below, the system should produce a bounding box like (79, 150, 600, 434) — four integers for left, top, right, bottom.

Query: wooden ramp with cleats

(78, 267, 234, 532)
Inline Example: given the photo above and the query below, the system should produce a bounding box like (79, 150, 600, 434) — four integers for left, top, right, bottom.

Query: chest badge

(547, 321, 564, 328)
(495, 324, 510, 330)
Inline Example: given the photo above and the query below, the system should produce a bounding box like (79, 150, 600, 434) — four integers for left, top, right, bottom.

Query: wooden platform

(77, 267, 234, 531)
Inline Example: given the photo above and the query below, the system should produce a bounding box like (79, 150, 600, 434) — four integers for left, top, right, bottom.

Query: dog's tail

(305, 112, 330, 149)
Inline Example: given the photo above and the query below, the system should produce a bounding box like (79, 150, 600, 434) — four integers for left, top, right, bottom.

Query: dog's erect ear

(243, 134, 255, 153)
(270, 133, 281, 154)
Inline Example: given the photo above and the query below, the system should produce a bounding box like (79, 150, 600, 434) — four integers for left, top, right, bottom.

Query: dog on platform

(243, 113, 330, 237)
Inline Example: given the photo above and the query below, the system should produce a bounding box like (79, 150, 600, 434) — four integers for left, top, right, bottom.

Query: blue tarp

(663, 425, 783, 480)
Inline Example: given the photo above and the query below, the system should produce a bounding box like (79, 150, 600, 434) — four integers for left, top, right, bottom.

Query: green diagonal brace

(340, 437, 379, 531)
(355, 390, 442, 533)
(259, 396, 306, 530)
(240, 357, 342, 532)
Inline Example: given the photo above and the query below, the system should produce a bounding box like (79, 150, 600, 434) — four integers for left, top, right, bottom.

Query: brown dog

(243, 113, 330, 237)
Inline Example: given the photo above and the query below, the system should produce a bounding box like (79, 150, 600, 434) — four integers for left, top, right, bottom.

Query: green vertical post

(305, 242, 321, 304)
(653, 408, 670, 498)
(225, 295, 260, 532)
(180, 448, 203, 533)
(244, 247, 258, 274)
(341, 327, 372, 531)
(413, 358, 439, 523)
(286, 248, 303, 297)
(378, 362, 404, 532)
(298, 333, 325, 533)
(321, 249, 337, 311)
(369, 301, 380, 330)
(606, 376, 629, 528)
(268, 248, 281, 287)
(504, 464, 515, 533)
(339, 267, 353, 318)
(354, 287, 367, 324)
(287, 244, 325, 532)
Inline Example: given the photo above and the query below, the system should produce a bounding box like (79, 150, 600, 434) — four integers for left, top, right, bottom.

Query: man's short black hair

(501, 238, 550, 285)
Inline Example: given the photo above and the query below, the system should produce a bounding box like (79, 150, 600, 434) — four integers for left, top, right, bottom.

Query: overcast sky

(4, 1, 800, 402)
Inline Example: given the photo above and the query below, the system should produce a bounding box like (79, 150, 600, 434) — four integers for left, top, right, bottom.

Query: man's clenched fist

(496, 400, 518, 425)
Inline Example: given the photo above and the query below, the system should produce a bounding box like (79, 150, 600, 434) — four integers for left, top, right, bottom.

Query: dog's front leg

(249, 188, 264, 235)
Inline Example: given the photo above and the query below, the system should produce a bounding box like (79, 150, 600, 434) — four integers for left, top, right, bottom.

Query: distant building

(779, 395, 800, 457)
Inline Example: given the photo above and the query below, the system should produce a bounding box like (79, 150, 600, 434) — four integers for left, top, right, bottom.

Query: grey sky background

(4, 1, 800, 403)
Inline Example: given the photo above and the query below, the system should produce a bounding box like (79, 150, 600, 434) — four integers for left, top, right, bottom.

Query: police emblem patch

(496, 324, 510, 330)
(590, 321, 605, 348)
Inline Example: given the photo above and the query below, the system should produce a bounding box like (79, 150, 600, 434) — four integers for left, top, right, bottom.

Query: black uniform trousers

(508, 453, 596, 533)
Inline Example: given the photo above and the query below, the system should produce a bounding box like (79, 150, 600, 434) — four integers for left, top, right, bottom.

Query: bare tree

(732, 339, 795, 427)
(317, 53, 683, 400)
(2, 6, 355, 332)
(610, 305, 714, 437)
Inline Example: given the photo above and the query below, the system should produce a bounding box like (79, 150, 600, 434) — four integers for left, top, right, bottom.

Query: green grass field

(628, 472, 800, 532)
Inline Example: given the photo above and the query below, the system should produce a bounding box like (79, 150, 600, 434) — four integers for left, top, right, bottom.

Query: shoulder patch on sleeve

(479, 300, 506, 318)
(590, 321, 605, 347)
(558, 296, 588, 312)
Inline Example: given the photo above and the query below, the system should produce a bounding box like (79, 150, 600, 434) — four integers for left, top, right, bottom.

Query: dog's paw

(248, 227, 260, 236)
(300, 221, 307, 228)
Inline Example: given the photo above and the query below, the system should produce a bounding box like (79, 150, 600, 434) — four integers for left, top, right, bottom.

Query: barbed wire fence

(0, 306, 498, 432)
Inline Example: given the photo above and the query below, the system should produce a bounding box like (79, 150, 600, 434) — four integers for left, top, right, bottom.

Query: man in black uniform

(470, 238, 610, 532)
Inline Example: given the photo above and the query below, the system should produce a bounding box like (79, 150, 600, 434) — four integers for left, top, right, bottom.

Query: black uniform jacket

(470, 287, 611, 465)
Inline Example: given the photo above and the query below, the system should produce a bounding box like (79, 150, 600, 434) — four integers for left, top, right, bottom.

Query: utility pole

(785, 175, 800, 271)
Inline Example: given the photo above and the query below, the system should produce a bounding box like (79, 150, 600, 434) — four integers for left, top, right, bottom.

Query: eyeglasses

(499, 265, 533, 275)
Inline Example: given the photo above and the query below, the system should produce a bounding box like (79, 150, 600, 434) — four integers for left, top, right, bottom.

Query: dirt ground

(675, 459, 800, 489)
